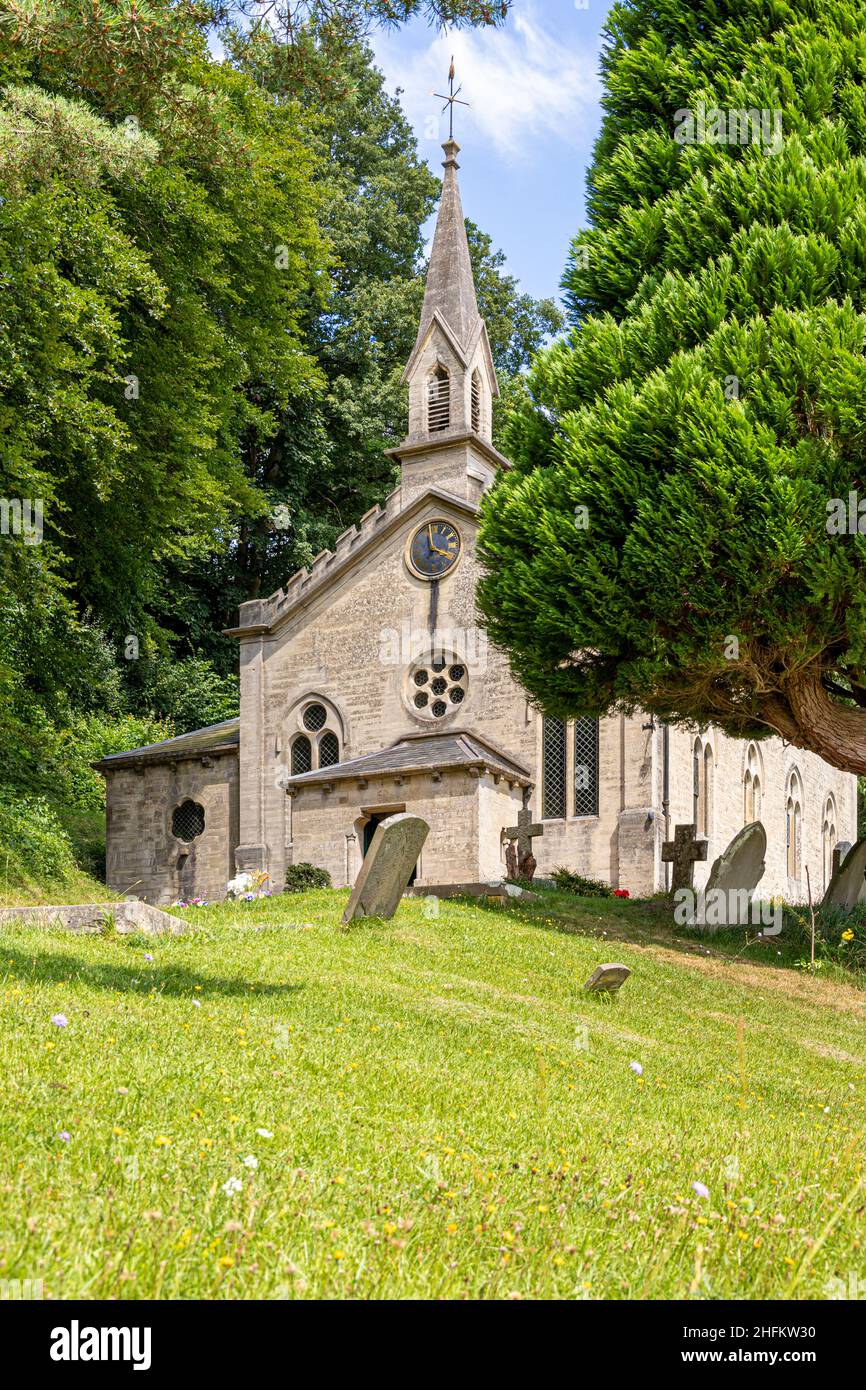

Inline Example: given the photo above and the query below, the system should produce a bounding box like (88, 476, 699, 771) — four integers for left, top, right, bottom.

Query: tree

(174, 33, 561, 662)
(0, 2, 326, 753)
(477, 0, 866, 776)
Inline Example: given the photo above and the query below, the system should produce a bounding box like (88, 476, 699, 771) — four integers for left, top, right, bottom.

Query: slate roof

(285, 728, 532, 790)
(93, 718, 240, 771)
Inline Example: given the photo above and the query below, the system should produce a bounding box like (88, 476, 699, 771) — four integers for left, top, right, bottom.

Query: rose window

(408, 657, 468, 721)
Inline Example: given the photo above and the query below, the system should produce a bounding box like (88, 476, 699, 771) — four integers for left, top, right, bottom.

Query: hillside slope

(0, 890, 863, 1299)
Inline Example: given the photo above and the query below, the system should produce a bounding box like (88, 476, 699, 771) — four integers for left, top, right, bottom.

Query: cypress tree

(478, 0, 866, 774)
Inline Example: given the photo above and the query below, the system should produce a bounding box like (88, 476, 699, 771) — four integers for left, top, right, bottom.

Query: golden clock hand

(425, 523, 449, 558)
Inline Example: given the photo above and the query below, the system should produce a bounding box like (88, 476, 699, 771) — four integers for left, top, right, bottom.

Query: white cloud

(373, 3, 601, 161)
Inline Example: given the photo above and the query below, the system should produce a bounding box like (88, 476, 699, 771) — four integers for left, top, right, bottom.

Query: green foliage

(550, 867, 614, 898)
(477, 0, 866, 773)
(0, 792, 78, 885)
(783, 899, 866, 969)
(0, 0, 555, 891)
(129, 659, 238, 736)
(283, 862, 332, 892)
(61, 713, 172, 813)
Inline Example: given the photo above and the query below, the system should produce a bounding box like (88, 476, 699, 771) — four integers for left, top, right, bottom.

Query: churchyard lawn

(1, 888, 864, 1300)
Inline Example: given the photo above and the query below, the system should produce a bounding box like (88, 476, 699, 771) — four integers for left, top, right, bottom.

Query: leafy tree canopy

(478, 0, 866, 776)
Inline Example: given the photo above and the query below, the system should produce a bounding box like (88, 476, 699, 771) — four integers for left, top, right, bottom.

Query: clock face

(408, 520, 462, 580)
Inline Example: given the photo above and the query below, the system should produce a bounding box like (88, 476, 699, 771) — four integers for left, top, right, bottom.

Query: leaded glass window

(319, 731, 340, 768)
(172, 800, 205, 843)
(573, 718, 599, 817)
(542, 717, 566, 820)
(291, 736, 312, 775)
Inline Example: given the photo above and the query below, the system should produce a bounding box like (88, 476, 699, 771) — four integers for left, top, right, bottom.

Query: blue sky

(372, 0, 616, 304)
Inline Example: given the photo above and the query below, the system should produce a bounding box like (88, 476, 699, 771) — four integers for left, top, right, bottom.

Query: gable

(225, 486, 481, 642)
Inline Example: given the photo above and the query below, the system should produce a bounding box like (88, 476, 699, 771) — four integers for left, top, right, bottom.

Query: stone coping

(0, 902, 188, 936)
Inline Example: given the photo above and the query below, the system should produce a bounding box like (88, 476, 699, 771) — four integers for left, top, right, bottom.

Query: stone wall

(104, 752, 239, 905)
(663, 724, 857, 902)
(287, 768, 523, 889)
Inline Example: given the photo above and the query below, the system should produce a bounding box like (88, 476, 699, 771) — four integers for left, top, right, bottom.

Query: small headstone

(342, 813, 429, 924)
(661, 824, 708, 893)
(584, 962, 631, 993)
(699, 821, 767, 928)
(821, 835, 866, 912)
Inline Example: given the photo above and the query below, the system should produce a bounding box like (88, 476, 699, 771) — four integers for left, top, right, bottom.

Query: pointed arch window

(822, 795, 837, 892)
(744, 744, 762, 825)
(428, 364, 451, 433)
(291, 736, 312, 776)
(287, 696, 343, 778)
(319, 731, 340, 769)
(471, 370, 482, 434)
(703, 745, 714, 839)
(693, 738, 704, 834)
(692, 737, 713, 838)
(786, 769, 804, 881)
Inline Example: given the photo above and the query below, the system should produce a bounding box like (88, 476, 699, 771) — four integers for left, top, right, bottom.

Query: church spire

(412, 139, 482, 357)
(391, 78, 508, 503)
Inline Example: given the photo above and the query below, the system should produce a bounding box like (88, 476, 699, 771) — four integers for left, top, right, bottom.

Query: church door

(363, 813, 418, 885)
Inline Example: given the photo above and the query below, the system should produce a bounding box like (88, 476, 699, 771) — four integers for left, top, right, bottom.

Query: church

(96, 139, 857, 907)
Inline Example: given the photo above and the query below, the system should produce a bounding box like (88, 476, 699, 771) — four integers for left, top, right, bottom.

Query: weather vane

(433, 57, 470, 141)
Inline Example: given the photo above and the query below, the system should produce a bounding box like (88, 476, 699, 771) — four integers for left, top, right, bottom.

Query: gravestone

(700, 821, 767, 927)
(832, 841, 853, 877)
(584, 962, 631, 993)
(503, 807, 543, 881)
(342, 813, 429, 924)
(0, 901, 186, 935)
(821, 835, 866, 912)
(661, 824, 708, 893)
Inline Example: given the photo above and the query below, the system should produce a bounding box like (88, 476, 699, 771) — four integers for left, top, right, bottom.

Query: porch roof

(285, 728, 532, 790)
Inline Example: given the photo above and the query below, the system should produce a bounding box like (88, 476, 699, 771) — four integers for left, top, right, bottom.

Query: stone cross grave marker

(342, 813, 429, 924)
(503, 807, 543, 881)
(661, 823, 708, 893)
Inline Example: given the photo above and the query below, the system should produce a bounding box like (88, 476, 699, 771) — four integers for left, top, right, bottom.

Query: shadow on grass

(496, 888, 854, 980)
(0, 942, 305, 1000)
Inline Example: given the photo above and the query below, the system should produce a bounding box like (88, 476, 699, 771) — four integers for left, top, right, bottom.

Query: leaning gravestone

(832, 841, 853, 877)
(700, 821, 767, 929)
(584, 962, 631, 993)
(821, 835, 866, 912)
(342, 814, 429, 924)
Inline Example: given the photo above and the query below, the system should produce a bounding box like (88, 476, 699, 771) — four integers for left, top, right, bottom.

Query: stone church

(97, 140, 857, 906)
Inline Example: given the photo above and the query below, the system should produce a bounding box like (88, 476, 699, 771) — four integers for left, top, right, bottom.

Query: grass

(1, 886, 865, 1300)
(0, 862, 111, 909)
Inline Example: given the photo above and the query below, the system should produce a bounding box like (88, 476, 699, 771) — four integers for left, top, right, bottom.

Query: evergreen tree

(478, 0, 866, 776)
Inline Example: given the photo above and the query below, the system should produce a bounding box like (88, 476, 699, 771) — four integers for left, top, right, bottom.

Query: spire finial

(433, 56, 470, 142)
